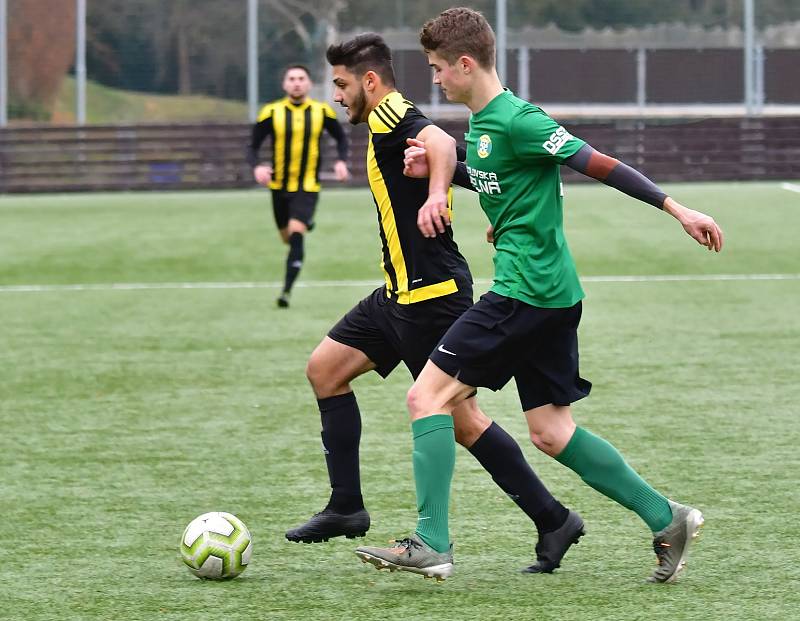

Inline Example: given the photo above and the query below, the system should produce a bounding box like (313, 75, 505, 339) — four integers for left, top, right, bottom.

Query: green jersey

(465, 90, 585, 308)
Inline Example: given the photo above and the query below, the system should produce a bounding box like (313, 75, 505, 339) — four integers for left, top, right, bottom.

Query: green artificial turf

(0, 182, 798, 620)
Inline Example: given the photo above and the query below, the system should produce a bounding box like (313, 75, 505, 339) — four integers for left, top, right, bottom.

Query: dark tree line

(80, 0, 800, 101)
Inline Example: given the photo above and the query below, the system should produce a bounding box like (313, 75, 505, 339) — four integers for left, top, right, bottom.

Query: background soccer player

(246, 65, 351, 308)
(356, 7, 722, 583)
(285, 33, 585, 579)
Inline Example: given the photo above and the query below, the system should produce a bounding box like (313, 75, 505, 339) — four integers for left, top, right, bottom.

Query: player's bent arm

(323, 116, 350, 162)
(414, 125, 457, 237)
(403, 138, 474, 191)
(245, 118, 274, 169)
(415, 125, 456, 196)
(564, 143, 723, 251)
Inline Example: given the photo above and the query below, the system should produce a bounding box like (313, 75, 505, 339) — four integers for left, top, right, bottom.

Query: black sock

(283, 232, 304, 294)
(469, 422, 568, 535)
(319, 392, 364, 514)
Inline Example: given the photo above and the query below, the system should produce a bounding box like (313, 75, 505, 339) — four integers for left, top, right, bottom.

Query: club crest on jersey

(477, 134, 492, 158)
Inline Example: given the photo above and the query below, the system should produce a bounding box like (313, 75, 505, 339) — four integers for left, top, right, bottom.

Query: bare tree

(8, 0, 76, 118)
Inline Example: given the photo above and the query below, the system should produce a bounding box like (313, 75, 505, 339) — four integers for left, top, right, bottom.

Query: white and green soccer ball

(180, 512, 253, 580)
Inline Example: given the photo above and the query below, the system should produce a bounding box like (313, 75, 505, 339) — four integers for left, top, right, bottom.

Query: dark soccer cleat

(276, 292, 291, 308)
(285, 508, 370, 543)
(647, 500, 704, 583)
(522, 509, 585, 574)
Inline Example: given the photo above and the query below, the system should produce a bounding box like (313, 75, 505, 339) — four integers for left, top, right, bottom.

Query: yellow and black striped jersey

(367, 91, 471, 304)
(246, 97, 348, 193)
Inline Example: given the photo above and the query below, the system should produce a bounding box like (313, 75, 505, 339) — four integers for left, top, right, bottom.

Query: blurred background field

(0, 184, 798, 620)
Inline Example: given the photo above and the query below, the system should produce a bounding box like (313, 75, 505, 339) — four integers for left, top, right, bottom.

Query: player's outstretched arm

(564, 144, 723, 251)
(414, 125, 457, 238)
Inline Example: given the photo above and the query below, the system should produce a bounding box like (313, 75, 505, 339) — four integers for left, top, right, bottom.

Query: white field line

(0, 273, 798, 294)
(780, 182, 800, 193)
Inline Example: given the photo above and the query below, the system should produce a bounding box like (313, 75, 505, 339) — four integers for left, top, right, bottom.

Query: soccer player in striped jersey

(358, 7, 723, 583)
(246, 65, 350, 308)
(284, 33, 584, 579)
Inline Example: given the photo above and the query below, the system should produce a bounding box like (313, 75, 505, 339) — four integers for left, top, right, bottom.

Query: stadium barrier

(1, 117, 799, 193)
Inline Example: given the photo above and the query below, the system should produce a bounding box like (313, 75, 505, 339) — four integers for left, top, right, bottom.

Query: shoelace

(652, 539, 672, 565)
(391, 538, 422, 553)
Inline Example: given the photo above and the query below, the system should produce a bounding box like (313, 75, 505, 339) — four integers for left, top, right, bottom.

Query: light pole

(247, 0, 259, 122)
(743, 0, 755, 115)
(496, 0, 506, 85)
(0, 0, 7, 126)
(75, 0, 87, 125)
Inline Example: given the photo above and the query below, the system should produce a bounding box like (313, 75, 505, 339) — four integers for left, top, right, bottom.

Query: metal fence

(375, 23, 800, 118)
(2, 0, 800, 127)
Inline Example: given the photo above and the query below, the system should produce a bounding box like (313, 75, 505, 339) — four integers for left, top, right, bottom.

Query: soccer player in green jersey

(355, 7, 723, 583)
(284, 33, 584, 578)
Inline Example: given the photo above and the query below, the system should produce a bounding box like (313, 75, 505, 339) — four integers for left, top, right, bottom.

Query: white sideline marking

(584, 273, 800, 282)
(0, 273, 799, 294)
(780, 182, 800, 193)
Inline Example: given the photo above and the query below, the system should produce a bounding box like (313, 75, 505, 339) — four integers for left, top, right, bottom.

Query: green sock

(556, 426, 672, 532)
(411, 415, 455, 553)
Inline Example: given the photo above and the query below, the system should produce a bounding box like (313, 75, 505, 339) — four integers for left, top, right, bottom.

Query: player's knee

(529, 431, 549, 453)
(287, 220, 308, 237)
(306, 352, 337, 396)
(305, 355, 323, 390)
(529, 429, 562, 457)
(406, 384, 434, 419)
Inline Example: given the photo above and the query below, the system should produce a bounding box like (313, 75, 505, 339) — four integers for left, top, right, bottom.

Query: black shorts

(271, 190, 318, 230)
(328, 284, 473, 380)
(429, 291, 592, 411)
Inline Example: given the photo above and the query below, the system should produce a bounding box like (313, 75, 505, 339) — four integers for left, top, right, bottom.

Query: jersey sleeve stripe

(372, 106, 397, 130)
(380, 102, 403, 124)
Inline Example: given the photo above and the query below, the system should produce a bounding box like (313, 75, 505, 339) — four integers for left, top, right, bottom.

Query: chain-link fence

(2, 0, 800, 126)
